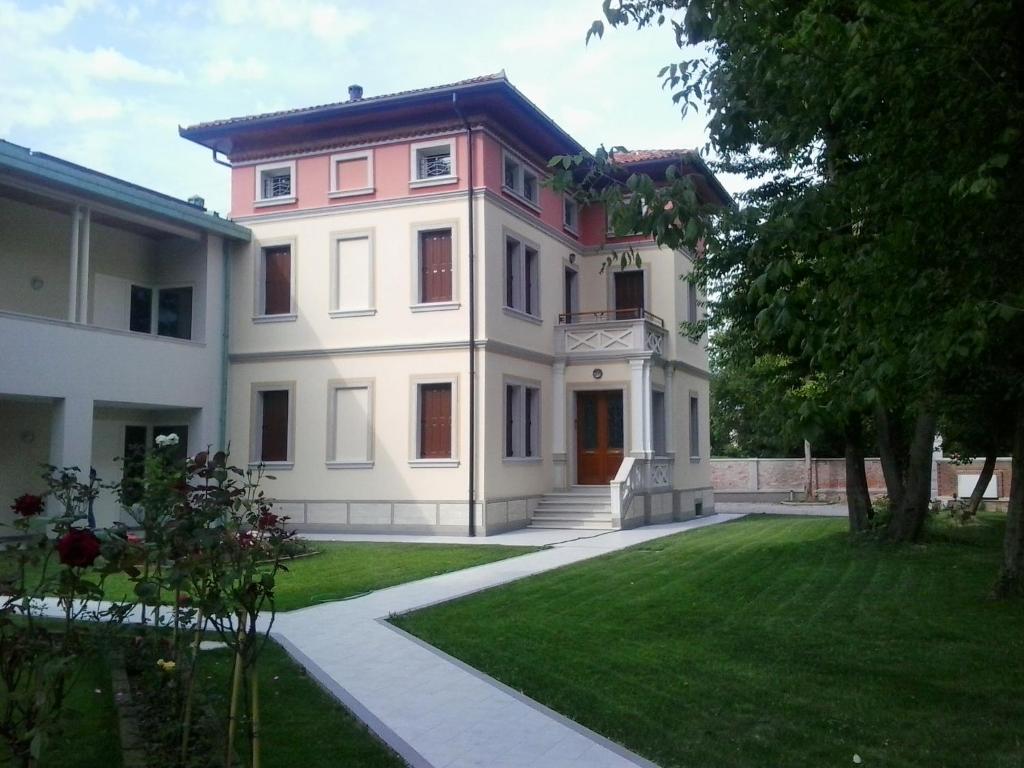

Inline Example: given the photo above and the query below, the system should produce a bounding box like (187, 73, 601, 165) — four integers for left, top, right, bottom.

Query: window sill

(503, 457, 543, 465)
(328, 187, 375, 199)
(253, 196, 297, 208)
(411, 301, 460, 313)
(563, 225, 580, 237)
(690, 457, 702, 464)
(329, 308, 376, 319)
(249, 461, 294, 470)
(408, 459, 460, 468)
(253, 313, 297, 324)
(409, 175, 458, 189)
(503, 306, 543, 325)
(501, 185, 541, 213)
(326, 461, 374, 469)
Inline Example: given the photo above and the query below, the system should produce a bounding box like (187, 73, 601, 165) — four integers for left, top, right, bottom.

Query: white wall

(0, 197, 72, 320)
(0, 399, 53, 524)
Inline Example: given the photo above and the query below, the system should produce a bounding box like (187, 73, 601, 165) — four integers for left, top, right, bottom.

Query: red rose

(57, 529, 102, 568)
(256, 511, 279, 530)
(237, 531, 256, 549)
(11, 494, 44, 517)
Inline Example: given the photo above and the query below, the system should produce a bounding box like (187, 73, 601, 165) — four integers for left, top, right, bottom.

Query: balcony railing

(555, 309, 667, 358)
(558, 308, 665, 327)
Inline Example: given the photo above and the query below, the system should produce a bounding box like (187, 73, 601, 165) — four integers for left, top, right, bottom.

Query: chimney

(348, 84, 364, 101)
(186, 195, 205, 209)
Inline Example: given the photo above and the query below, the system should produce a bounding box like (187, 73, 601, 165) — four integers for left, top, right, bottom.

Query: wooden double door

(576, 390, 624, 485)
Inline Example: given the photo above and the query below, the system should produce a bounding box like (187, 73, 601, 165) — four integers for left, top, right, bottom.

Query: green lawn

(198, 639, 405, 768)
(393, 515, 1024, 768)
(8, 541, 536, 613)
(0, 649, 122, 768)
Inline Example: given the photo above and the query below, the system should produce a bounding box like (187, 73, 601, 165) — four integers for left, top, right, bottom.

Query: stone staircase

(529, 486, 614, 529)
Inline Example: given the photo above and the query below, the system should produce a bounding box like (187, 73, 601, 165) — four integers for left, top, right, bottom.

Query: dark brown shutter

(614, 271, 644, 319)
(419, 383, 452, 458)
(261, 390, 289, 462)
(419, 230, 452, 302)
(264, 247, 291, 315)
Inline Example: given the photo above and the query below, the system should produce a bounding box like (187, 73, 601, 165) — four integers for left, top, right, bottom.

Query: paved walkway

(300, 527, 612, 547)
(34, 514, 742, 767)
(716, 501, 847, 517)
(273, 514, 741, 768)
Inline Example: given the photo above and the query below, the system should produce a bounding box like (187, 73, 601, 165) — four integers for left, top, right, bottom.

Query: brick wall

(712, 457, 886, 497)
(713, 456, 1013, 500)
(936, 459, 1013, 499)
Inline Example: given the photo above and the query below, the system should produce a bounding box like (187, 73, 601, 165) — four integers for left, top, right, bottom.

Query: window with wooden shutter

(419, 229, 452, 303)
(614, 271, 644, 319)
(260, 389, 290, 462)
(418, 383, 452, 459)
(262, 246, 292, 315)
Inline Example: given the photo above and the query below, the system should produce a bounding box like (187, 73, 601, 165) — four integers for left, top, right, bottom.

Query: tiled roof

(611, 149, 700, 164)
(182, 72, 508, 132)
(0, 140, 250, 241)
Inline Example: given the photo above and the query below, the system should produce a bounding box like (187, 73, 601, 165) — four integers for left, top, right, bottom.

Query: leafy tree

(553, 1, 1023, 581)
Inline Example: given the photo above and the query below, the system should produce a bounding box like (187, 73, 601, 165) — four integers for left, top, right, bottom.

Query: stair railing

(610, 456, 642, 528)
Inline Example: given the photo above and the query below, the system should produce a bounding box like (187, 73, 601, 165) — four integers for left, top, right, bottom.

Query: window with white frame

(330, 150, 373, 197)
(257, 244, 294, 317)
(254, 161, 295, 204)
(331, 233, 373, 316)
(328, 381, 373, 466)
(502, 151, 539, 206)
(563, 197, 579, 233)
(505, 235, 539, 317)
(505, 382, 540, 459)
(416, 381, 454, 460)
(410, 139, 455, 184)
(687, 279, 699, 323)
(251, 384, 294, 465)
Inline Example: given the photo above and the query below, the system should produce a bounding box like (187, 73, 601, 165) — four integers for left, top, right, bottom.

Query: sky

(0, 0, 725, 215)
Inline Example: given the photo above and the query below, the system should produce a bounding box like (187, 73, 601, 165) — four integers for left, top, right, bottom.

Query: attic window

(502, 150, 539, 207)
(254, 161, 296, 205)
(410, 138, 456, 187)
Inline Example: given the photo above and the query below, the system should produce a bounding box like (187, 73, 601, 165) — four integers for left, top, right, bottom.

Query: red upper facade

(180, 72, 731, 247)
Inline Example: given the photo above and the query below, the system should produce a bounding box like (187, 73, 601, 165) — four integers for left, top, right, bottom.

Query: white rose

(155, 433, 180, 447)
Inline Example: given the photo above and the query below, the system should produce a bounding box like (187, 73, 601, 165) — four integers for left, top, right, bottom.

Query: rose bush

(56, 528, 102, 568)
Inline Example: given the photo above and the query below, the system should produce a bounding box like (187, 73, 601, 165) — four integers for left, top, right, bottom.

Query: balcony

(555, 309, 667, 359)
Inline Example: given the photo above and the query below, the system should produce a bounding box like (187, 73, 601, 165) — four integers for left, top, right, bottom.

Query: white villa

(2, 74, 729, 535)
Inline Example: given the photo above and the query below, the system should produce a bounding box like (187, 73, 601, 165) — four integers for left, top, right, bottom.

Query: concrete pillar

(67, 206, 80, 322)
(76, 208, 91, 323)
(49, 396, 94, 476)
(641, 361, 653, 457)
(664, 366, 676, 455)
(629, 358, 646, 457)
(551, 361, 567, 488)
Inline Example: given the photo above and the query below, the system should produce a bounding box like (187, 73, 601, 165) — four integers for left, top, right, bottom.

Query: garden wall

(713, 456, 1012, 503)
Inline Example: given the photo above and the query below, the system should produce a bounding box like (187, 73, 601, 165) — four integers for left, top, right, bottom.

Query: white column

(67, 206, 80, 321)
(551, 361, 567, 488)
(629, 358, 646, 456)
(49, 397, 93, 475)
(641, 360, 653, 457)
(76, 208, 91, 323)
(664, 366, 676, 455)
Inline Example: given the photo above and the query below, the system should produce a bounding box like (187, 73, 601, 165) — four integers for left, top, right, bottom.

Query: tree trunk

(886, 411, 937, 542)
(845, 422, 872, 532)
(804, 440, 814, 501)
(996, 404, 1024, 597)
(966, 450, 998, 518)
(875, 404, 906, 509)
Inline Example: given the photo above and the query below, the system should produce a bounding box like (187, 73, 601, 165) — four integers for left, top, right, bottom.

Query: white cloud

(212, 0, 370, 40)
(204, 56, 270, 85)
(0, 0, 96, 40)
(70, 47, 184, 84)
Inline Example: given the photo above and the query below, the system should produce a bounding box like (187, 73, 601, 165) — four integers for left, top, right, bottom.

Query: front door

(576, 390, 624, 484)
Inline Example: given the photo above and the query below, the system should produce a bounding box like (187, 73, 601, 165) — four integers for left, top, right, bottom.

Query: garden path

(272, 514, 742, 768)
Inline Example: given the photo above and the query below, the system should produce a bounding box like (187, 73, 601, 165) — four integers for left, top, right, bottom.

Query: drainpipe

(452, 93, 476, 537)
(218, 237, 231, 451)
(68, 206, 80, 321)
